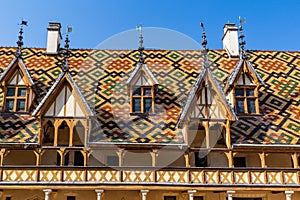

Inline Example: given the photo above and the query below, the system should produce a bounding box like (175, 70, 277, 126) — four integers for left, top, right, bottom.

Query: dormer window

(0, 58, 36, 113)
(234, 87, 257, 114)
(225, 59, 264, 116)
(126, 63, 159, 115)
(132, 86, 153, 113)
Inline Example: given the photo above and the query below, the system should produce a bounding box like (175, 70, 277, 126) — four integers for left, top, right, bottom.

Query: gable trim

(32, 72, 94, 117)
(0, 57, 35, 86)
(126, 63, 159, 86)
(225, 59, 264, 92)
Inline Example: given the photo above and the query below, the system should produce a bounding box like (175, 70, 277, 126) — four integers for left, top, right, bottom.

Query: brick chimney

(222, 23, 239, 58)
(46, 22, 62, 54)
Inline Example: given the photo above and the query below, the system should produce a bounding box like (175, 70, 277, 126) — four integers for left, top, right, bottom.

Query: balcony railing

(0, 166, 299, 187)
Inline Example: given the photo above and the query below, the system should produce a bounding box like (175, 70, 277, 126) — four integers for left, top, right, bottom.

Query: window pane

(246, 89, 255, 96)
(236, 99, 245, 113)
(235, 89, 244, 96)
(7, 88, 15, 96)
(247, 99, 256, 113)
(5, 99, 14, 111)
(144, 98, 152, 112)
(16, 99, 26, 111)
(18, 88, 27, 96)
(132, 98, 141, 112)
(143, 88, 152, 96)
(132, 88, 141, 96)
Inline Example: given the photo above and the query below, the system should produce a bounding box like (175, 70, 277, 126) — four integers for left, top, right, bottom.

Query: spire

(136, 25, 144, 63)
(200, 22, 208, 68)
(239, 17, 247, 59)
(16, 20, 28, 57)
(62, 26, 72, 72)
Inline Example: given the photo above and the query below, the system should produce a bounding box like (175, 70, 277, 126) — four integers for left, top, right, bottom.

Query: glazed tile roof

(0, 47, 299, 145)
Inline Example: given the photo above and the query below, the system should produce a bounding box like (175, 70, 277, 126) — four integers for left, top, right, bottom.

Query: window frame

(131, 85, 155, 114)
(4, 85, 28, 113)
(234, 86, 259, 115)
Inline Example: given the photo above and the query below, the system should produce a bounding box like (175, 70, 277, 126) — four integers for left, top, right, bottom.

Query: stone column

(150, 150, 158, 167)
(258, 152, 267, 168)
(95, 189, 104, 200)
(188, 190, 196, 200)
(227, 190, 235, 200)
(43, 189, 52, 200)
(285, 191, 294, 200)
(140, 190, 149, 200)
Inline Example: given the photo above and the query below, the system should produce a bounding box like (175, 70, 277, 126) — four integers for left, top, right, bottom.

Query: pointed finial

(239, 17, 247, 59)
(62, 26, 72, 72)
(200, 22, 208, 68)
(16, 20, 28, 57)
(136, 24, 144, 63)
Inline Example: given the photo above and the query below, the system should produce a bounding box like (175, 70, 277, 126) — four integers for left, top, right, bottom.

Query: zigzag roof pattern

(0, 47, 299, 145)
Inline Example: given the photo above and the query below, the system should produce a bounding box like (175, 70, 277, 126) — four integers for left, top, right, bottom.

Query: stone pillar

(258, 152, 267, 168)
(285, 191, 294, 200)
(224, 151, 234, 168)
(43, 189, 52, 200)
(291, 153, 298, 168)
(188, 190, 196, 200)
(150, 150, 158, 167)
(140, 190, 149, 200)
(116, 149, 125, 166)
(95, 189, 104, 200)
(184, 152, 190, 167)
(227, 190, 235, 200)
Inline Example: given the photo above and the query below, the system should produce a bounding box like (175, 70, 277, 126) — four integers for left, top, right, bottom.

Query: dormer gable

(225, 59, 264, 92)
(177, 67, 237, 128)
(32, 72, 93, 117)
(126, 63, 159, 87)
(126, 63, 159, 114)
(225, 58, 264, 116)
(0, 57, 36, 112)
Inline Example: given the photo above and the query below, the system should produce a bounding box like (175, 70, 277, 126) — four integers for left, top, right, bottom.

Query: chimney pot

(46, 22, 62, 54)
(222, 23, 239, 58)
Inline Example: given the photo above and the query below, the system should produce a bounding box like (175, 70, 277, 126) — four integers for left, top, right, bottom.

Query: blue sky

(0, 0, 299, 51)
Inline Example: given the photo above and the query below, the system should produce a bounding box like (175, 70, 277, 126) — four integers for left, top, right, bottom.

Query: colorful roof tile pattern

(0, 47, 299, 145)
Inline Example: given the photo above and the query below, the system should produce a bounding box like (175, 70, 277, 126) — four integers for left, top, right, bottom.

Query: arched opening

(188, 121, 206, 148)
(57, 121, 70, 146)
(266, 153, 293, 168)
(42, 120, 54, 146)
(233, 152, 261, 168)
(123, 150, 152, 166)
(41, 150, 59, 165)
(73, 121, 85, 146)
(4, 150, 36, 165)
(209, 123, 226, 148)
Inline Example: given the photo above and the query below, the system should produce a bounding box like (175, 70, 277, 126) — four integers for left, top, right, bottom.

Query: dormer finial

(16, 20, 27, 57)
(136, 25, 144, 63)
(239, 17, 247, 59)
(200, 22, 209, 68)
(62, 26, 72, 72)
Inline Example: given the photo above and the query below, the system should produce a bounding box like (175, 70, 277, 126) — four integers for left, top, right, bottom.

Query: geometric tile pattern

(0, 47, 299, 144)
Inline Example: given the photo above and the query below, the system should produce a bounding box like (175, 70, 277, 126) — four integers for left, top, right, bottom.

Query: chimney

(222, 23, 239, 58)
(46, 22, 62, 54)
